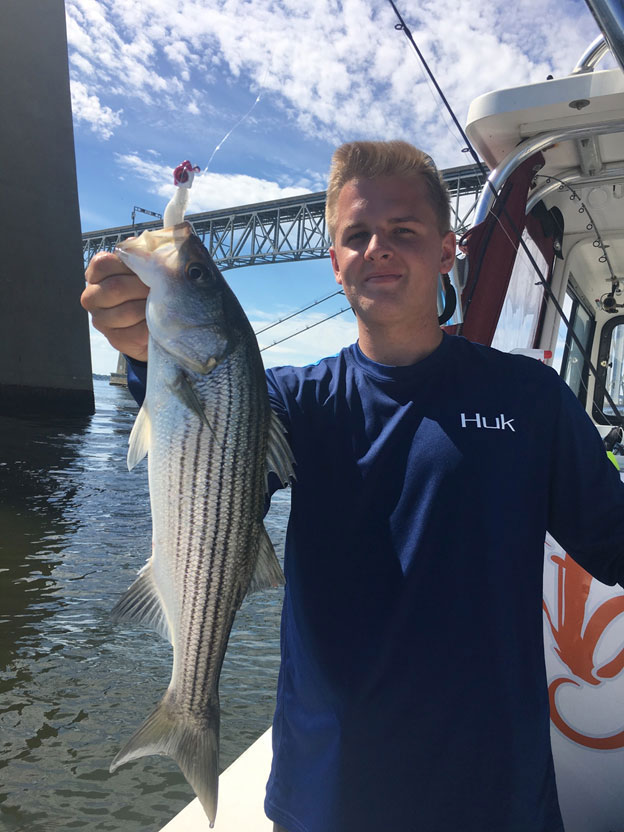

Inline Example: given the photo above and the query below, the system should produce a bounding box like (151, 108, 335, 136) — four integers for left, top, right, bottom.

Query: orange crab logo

(543, 551, 624, 749)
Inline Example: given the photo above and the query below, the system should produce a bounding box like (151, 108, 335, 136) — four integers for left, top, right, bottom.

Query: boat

(459, 25, 624, 832)
(160, 16, 624, 832)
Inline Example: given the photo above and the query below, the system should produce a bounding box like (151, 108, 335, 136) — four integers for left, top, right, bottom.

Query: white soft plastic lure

(163, 160, 200, 228)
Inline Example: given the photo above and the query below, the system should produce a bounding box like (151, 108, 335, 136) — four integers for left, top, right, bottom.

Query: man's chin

(353, 303, 411, 328)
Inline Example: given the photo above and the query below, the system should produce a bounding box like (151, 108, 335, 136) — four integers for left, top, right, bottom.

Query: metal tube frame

(473, 119, 624, 225)
(573, 34, 609, 73)
(584, 0, 624, 74)
(526, 163, 624, 212)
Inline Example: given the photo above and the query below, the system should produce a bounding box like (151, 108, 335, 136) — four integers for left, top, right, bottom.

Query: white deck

(161, 728, 274, 831)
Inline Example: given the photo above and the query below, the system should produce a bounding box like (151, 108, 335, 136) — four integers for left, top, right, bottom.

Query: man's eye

(394, 227, 414, 235)
(347, 231, 368, 242)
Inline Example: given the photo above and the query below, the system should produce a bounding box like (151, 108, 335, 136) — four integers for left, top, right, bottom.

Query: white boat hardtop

(466, 67, 624, 172)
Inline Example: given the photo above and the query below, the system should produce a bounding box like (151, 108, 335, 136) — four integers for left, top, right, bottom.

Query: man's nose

(364, 233, 393, 260)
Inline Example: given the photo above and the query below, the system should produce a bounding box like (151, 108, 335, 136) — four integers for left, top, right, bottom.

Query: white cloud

(70, 79, 123, 140)
(65, 0, 602, 161)
(255, 309, 359, 369)
(115, 153, 311, 212)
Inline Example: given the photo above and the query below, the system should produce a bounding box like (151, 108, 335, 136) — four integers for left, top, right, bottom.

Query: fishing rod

(259, 305, 351, 352)
(387, 0, 623, 420)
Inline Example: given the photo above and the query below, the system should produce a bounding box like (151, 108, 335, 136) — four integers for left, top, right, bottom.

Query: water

(0, 379, 290, 832)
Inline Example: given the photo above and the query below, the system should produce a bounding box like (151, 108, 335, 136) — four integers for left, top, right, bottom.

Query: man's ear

(330, 247, 342, 285)
(440, 231, 456, 275)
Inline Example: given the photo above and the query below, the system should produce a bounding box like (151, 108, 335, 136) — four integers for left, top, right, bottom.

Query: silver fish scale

(148, 335, 270, 718)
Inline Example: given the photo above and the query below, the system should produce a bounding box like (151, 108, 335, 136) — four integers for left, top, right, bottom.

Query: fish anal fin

(110, 694, 220, 826)
(265, 410, 295, 490)
(111, 560, 172, 644)
(127, 403, 151, 471)
(247, 526, 285, 595)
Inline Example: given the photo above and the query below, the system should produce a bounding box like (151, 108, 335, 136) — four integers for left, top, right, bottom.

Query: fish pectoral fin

(127, 403, 151, 471)
(265, 409, 296, 490)
(174, 372, 221, 442)
(247, 526, 285, 595)
(110, 560, 173, 644)
(110, 694, 220, 827)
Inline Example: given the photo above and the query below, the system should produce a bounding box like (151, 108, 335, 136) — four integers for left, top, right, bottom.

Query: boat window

(491, 231, 547, 353)
(559, 298, 594, 405)
(605, 324, 624, 407)
(551, 293, 574, 375)
(593, 315, 624, 424)
(605, 325, 624, 406)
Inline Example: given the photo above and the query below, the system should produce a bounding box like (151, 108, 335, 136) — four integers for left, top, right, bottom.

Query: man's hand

(81, 252, 149, 363)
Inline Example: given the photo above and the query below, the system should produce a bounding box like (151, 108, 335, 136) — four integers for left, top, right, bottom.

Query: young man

(83, 141, 624, 832)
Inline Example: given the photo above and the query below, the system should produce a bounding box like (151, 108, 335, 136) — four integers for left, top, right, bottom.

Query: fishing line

(254, 290, 345, 335)
(259, 306, 352, 352)
(387, 0, 623, 419)
(203, 68, 269, 172)
(387, 0, 489, 181)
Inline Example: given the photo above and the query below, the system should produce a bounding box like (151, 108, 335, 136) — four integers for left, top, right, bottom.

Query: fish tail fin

(110, 695, 220, 826)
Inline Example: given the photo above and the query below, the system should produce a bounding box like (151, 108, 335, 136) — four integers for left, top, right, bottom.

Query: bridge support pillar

(0, 0, 94, 416)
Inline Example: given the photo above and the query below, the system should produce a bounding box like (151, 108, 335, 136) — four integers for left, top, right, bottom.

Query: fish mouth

(115, 223, 195, 288)
(115, 246, 153, 285)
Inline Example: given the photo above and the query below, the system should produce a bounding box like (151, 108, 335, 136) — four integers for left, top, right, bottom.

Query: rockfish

(109, 222, 294, 826)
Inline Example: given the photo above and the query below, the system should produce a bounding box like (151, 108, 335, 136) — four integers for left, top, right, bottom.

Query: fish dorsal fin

(265, 410, 295, 490)
(127, 403, 151, 471)
(247, 526, 285, 596)
(110, 560, 173, 644)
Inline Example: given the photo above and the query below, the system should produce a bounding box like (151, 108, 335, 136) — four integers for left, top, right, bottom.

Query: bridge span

(82, 164, 486, 270)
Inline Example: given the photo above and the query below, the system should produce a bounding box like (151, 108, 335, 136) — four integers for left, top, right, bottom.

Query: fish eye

(186, 262, 210, 282)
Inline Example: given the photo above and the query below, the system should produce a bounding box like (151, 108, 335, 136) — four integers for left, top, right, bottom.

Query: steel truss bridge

(82, 164, 487, 271)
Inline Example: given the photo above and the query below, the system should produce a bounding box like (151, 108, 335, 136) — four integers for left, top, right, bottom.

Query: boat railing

(573, 34, 610, 74)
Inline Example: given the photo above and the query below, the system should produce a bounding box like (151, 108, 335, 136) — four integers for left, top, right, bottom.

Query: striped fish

(109, 222, 294, 827)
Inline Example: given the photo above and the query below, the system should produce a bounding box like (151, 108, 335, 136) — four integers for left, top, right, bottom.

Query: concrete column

(0, 0, 94, 415)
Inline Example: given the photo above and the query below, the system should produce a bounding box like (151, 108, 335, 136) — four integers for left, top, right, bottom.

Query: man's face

(329, 174, 456, 329)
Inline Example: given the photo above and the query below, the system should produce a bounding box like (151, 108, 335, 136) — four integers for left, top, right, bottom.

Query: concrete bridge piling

(1, 0, 94, 416)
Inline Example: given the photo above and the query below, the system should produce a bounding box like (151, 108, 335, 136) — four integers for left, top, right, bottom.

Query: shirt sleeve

(265, 367, 293, 504)
(547, 375, 624, 587)
(126, 356, 147, 406)
(266, 367, 291, 433)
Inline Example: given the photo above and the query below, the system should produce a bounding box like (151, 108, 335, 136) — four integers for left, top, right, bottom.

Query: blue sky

(67, 0, 602, 373)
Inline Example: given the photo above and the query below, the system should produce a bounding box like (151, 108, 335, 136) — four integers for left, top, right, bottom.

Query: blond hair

(325, 140, 451, 242)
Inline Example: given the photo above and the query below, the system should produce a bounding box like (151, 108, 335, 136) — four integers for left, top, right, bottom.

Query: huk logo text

(460, 413, 515, 432)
